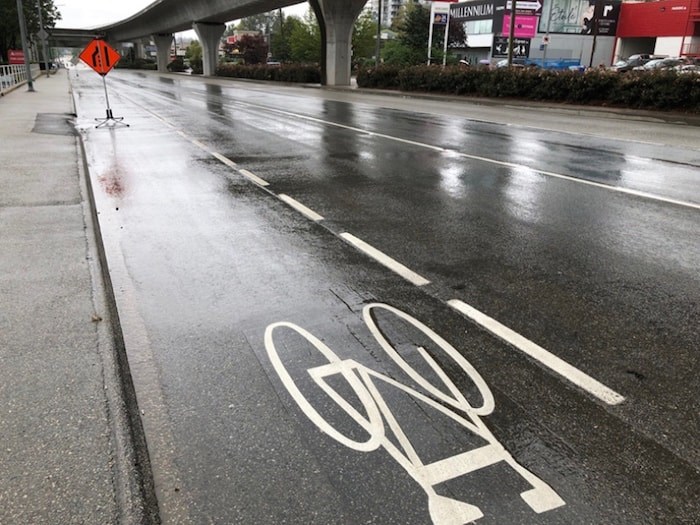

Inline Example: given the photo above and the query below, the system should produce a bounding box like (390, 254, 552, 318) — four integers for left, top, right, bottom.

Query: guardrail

(0, 64, 40, 96)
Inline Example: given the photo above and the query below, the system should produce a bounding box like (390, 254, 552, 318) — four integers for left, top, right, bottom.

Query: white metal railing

(0, 63, 41, 96)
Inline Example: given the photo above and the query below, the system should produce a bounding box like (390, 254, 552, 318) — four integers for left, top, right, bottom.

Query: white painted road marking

(238, 168, 270, 187)
(211, 152, 237, 169)
(278, 194, 324, 221)
(447, 299, 625, 406)
(220, 98, 700, 211)
(265, 303, 566, 524)
(122, 87, 623, 407)
(340, 233, 431, 287)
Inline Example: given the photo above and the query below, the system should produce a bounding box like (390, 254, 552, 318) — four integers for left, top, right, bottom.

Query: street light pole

(375, 0, 382, 66)
(36, 0, 50, 77)
(15, 0, 34, 91)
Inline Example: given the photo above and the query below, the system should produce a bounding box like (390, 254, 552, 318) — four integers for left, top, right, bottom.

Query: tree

(185, 40, 202, 73)
(269, 10, 291, 61)
(185, 40, 201, 62)
(382, 2, 465, 66)
(235, 12, 276, 33)
(233, 33, 268, 65)
(288, 11, 321, 64)
(352, 9, 377, 66)
(0, 0, 61, 63)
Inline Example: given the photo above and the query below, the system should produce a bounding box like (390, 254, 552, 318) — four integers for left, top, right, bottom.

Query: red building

(615, 0, 700, 60)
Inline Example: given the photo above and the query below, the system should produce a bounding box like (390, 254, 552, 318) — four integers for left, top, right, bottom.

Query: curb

(70, 78, 161, 525)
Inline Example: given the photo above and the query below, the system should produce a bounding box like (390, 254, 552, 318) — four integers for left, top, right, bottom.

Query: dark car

(609, 54, 666, 72)
(634, 57, 683, 71)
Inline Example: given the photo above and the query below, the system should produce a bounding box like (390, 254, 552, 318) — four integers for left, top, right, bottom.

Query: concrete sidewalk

(0, 72, 156, 524)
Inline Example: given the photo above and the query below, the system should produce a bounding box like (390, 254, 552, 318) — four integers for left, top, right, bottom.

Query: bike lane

(72, 71, 699, 524)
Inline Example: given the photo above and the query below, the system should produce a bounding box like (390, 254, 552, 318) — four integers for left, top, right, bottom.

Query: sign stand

(79, 38, 128, 128)
(95, 75, 128, 128)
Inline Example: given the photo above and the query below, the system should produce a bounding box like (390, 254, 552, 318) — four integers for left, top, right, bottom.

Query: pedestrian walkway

(0, 72, 155, 524)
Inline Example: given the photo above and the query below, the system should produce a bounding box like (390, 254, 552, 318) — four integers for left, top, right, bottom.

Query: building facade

(449, 0, 699, 66)
(614, 0, 700, 60)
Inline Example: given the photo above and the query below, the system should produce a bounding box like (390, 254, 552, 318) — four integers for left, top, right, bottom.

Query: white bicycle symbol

(265, 303, 565, 524)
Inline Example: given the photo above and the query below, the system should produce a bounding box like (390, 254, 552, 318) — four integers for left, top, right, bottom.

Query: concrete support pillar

(152, 33, 173, 73)
(314, 0, 366, 86)
(134, 40, 146, 60)
(193, 22, 225, 77)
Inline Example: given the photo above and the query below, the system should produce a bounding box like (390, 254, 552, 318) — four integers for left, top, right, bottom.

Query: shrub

(190, 58, 203, 75)
(356, 65, 402, 89)
(167, 58, 186, 73)
(355, 64, 699, 112)
(216, 63, 321, 83)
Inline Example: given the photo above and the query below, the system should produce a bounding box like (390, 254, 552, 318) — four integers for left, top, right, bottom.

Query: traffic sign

(79, 39, 121, 76)
(506, 0, 542, 13)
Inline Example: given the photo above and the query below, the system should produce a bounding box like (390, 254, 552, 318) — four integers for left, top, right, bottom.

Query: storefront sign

(451, 0, 495, 21)
(8, 49, 24, 64)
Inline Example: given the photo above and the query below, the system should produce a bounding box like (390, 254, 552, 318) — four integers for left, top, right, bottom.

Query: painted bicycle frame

(265, 303, 565, 524)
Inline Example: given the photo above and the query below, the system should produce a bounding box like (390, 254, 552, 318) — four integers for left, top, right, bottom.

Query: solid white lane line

(445, 153, 700, 211)
(219, 99, 698, 211)
(340, 233, 431, 287)
(447, 299, 625, 406)
(279, 194, 324, 221)
(238, 169, 270, 187)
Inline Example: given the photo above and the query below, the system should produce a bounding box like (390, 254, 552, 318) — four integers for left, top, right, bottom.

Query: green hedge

(357, 65, 700, 112)
(216, 63, 321, 84)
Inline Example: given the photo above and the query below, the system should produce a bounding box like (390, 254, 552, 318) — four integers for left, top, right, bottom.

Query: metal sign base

(95, 109, 129, 128)
(95, 76, 128, 128)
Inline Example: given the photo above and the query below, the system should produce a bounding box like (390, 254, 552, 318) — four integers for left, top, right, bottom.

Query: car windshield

(644, 59, 664, 68)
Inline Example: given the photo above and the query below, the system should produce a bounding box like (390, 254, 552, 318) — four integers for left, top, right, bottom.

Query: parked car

(676, 64, 700, 74)
(633, 57, 683, 71)
(609, 54, 666, 72)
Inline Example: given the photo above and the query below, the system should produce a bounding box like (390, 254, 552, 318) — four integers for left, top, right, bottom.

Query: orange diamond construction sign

(79, 39, 121, 76)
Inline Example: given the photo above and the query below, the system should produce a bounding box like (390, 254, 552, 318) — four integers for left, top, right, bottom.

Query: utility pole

(507, 0, 517, 66)
(588, 0, 600, 68)
(16, 0, 34, 91)
(375, 0, 383, 66)
(37, 0, 50, 77)
(542, 0, 554, 67)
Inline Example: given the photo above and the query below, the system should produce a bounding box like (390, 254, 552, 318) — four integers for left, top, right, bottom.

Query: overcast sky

(55, 1, 310, 30)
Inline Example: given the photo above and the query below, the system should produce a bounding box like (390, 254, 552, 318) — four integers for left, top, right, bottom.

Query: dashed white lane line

(115, 88, 626, 407)
(175, 127, 270, 186)
(211, 151, 238, 169)
(340, 233, 431, 287)
(279, 194, 324, 221)
(218, 99, 700, 211)
(239, 168, 270, 187)
(447, 299, 626, 406)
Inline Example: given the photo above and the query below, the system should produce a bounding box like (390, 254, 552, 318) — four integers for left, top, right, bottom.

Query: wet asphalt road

(71, 68, 699, 524)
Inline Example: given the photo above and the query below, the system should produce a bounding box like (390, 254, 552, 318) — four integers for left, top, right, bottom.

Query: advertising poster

(539, 0, 621, 35)
(492, 36, 531, 57)
(502, 14, 539, 38)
